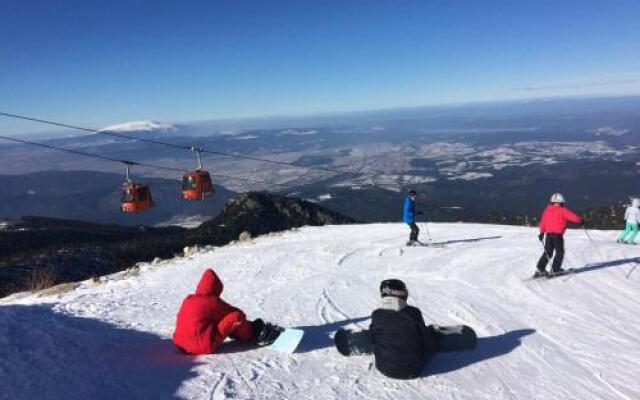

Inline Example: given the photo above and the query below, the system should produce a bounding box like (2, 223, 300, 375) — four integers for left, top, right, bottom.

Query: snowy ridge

(99, 120, 176, 133)
(1, 223, 639, 399)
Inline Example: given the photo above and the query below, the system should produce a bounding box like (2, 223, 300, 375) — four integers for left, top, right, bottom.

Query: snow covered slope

(1, 223, 639, 400)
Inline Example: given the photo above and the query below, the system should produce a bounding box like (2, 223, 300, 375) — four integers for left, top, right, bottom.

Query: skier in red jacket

(535, 193, 583, 277)
(172, 268, 280, 354)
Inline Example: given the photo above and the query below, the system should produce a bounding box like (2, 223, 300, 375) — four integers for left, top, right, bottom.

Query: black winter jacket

(369, 305, 438, 379)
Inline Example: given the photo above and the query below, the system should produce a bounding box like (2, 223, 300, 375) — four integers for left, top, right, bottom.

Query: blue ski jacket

(402, 196, 416, 224)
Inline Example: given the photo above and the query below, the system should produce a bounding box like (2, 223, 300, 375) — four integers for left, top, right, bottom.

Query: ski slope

(1, 223, 639, 400)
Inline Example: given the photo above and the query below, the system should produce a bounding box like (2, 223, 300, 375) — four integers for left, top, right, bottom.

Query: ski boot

(549, 268, 569, 277)
(533, 269, 549, 278)
(253, 319, 284, 346)
(252, 318, 265, 339)
(406, 240, 417, 247)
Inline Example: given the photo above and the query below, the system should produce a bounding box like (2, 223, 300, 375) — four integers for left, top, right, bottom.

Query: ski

(406, 241, 445, 248)
(546, 268, 576, 279)
(525, 268, 576, 281)
(423, 242, 446, 248)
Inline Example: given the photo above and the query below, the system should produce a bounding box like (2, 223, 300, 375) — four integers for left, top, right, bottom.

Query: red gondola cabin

(182, 171, 214, 200)
(121, 182, 154, 212)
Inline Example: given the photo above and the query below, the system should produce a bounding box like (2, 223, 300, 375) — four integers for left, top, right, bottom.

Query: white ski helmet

(550, 193, 566, 204)
(632, 198, 640, 208)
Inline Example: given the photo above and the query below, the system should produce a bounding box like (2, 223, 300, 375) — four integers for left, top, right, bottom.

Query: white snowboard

(269, 328, 304, 354)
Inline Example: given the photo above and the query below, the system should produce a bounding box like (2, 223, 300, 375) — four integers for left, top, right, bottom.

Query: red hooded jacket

(539, 205, 582, 235)
(173, 269, 246, 354)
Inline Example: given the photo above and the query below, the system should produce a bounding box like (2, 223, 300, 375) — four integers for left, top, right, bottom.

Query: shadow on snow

(431, 236, 503, 246)
(423, 328, 536, 376)
(571, 256, 640, 276)
(0, 304, 200, 400)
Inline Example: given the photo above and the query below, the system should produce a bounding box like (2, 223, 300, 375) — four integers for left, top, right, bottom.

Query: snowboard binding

(252, 319, 285, 346)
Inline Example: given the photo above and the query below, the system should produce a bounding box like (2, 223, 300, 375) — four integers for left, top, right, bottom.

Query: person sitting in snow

(617, 198, 640, 245)
(403, 190, 425, 246)
(369, 279, 438, 379)
(535, 193, 583, 277)
(172, 268, 280, 354)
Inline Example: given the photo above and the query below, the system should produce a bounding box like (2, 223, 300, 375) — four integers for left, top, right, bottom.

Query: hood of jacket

(195, 269, 223, 297)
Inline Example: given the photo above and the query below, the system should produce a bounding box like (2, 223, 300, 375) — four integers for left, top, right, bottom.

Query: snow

(99, 120, 176, 133)
(332, 174, 437, 191)
(592, 127, 630, 137)
(278, 129, 318, 136)
(1, 223, 639, 400)
(155, 215, 212, 229)
(447, 172, 494, 181)
(393, 139, 638, 181)
(229, 135, 258, 140)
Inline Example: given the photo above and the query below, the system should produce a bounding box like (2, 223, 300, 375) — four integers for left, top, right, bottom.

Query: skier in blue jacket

(403, 190, 424, 245)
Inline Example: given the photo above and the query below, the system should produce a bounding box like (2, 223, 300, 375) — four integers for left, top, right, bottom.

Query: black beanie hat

(380, 279, 408, 300)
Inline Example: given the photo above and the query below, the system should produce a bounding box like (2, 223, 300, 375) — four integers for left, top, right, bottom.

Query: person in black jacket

(369, 279, 438, 379)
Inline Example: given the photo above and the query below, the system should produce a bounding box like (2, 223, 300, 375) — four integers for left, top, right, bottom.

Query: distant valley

(2, 96, 640, 224)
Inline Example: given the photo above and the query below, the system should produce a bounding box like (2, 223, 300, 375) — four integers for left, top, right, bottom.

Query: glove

(417, 211, 424, 216)
(538, 233, 544, 242)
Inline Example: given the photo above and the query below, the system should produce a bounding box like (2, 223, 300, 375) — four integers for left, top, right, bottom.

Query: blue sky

(1, 0, 640, 135)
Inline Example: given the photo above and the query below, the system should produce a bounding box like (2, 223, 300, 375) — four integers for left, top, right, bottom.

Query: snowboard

(431, 325, 478, 351)
(269, 328, 304, 354)
(334, 325, 477, 357)
(334, 328, 372, 356)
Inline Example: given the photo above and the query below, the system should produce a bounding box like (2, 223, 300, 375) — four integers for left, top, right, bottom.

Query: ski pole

(583, 226, 604, 258)
(424, 220, 433, 242)
(539, 235, 553, 263)
(626, 263, 638, 279)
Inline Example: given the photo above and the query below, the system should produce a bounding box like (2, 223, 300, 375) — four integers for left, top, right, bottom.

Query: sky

(1, 0, 640, 136)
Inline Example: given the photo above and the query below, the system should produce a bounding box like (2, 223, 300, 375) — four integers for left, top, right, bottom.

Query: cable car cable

(0, 134, 279, 185)
(0, 111, 361, 177)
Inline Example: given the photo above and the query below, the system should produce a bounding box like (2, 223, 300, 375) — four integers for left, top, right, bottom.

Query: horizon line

(9, 92, 640, 138)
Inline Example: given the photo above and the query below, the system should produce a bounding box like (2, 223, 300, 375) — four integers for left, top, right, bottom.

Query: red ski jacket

(172, 269, 242, 354)
(539, 205, 582, 235)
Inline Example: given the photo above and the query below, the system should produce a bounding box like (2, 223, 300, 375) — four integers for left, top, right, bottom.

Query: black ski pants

(408, 222, 419, 242)
(536, 233, 565, 272)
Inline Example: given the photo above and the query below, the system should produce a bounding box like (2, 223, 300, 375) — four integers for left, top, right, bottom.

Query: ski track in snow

(1, 223, 640, 400)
